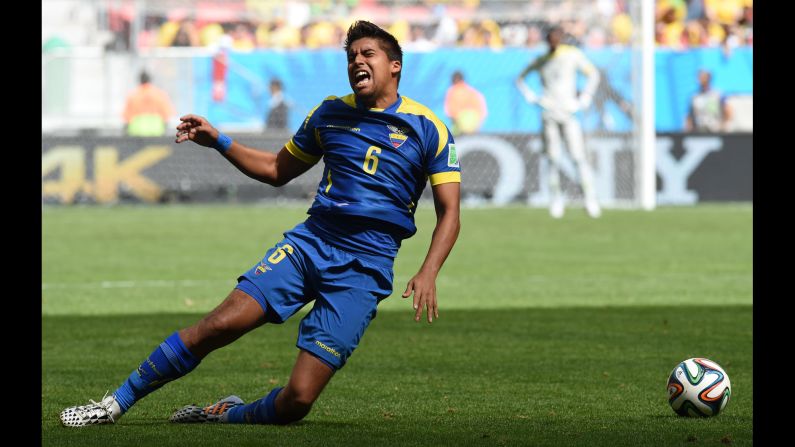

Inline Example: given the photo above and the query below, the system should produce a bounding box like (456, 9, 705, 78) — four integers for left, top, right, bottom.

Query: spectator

(265, 78, 291, 130)
(270, 19, 301, 49)
(685, 70, 732, 132)
(500, 21, 528, 47)
(387, 19, 411, 46)
(444, 71, 488, 135)
(172, 20, 200, 47)
(255, 21, 272, 48)
(526, 24, 543, 47)
(122, 71, 175, 137)
(683, 20, 709, 46)
(403, 24, 436, 51)
(433, 15, 459, 47)
(705, 0, 745, 26)
(460, 22, 483, 47)
(480, 19, 503, 49)
(656, 0, 687, 48)
(610, 13, 633, 45)
(157, 18, 181, 47)
(231, 23, 256, 50)
(200, 22, 225, 47)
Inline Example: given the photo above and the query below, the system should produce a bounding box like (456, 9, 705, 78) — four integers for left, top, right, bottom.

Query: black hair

(139, 70, 151, 84)
(344, 20, 403, 84)
(546, 25, 564, 38)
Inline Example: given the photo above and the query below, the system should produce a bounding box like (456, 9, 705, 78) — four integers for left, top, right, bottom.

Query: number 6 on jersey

(362, 146, 381, 174)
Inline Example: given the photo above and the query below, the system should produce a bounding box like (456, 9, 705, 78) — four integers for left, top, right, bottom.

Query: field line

(42, 279, 234, 290)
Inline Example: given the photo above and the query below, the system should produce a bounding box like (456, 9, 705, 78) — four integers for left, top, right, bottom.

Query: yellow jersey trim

(389, 133, 408, 141)
(285, 139, 321, 165)
(340, 94, 357, 108)
(302, 95, 341, 130)
(554, 45, 596, 75)
(396, 96, 449, 158)
(553, 44, 578, 59)
(429, 172, 461, 186)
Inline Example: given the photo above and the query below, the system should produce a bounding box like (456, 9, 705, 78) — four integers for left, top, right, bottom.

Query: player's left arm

(577, 51, 601, 110)
(402, 181, 461, 323)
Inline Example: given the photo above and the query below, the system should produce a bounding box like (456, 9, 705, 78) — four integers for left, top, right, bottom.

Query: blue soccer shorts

(235, 221, 394, 371)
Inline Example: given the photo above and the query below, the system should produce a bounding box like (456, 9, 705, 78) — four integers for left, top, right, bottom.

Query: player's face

(698, 71, 711, 89)
(547, 30, 562, 49)
(347, 37, 400, 99)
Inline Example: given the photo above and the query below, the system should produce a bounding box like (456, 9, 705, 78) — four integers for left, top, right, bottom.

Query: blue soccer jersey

(284, 93, 461, 262)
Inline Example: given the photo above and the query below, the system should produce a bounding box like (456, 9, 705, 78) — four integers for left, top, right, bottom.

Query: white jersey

(519, 44, 599, 120)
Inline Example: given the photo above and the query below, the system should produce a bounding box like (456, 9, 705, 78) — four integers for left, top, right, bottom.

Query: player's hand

(516, 81, 538, 104)
(175, 114, 220, 147)
(402, 270, 438, 323)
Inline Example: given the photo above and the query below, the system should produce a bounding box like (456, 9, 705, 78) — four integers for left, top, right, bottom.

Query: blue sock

(225, 387, 286, 424)
(113, 332, 200, 412)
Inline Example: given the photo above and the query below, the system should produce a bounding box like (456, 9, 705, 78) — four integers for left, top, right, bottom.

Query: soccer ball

(667, 358, 731, 417)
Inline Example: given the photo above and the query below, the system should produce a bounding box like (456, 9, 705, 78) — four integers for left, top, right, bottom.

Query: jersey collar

(356, 94, 402, 113)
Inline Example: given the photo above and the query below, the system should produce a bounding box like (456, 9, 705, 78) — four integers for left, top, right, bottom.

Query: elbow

(267, 176, 289, 187)
(444, 212, 461, 235)
(260, 166, 290, 187)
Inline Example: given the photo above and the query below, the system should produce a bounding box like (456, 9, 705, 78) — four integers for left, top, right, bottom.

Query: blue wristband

(212, 133, 233, 153)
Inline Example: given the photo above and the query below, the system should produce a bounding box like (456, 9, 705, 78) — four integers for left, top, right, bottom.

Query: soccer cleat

(60, 392, 123, 427)
(549, 196, 565, 219)
(169, 395, 245, 423)
(585, 199, 602, 218)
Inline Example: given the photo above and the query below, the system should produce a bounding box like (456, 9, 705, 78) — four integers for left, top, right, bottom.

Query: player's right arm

(515, 57, 542, 104)
(175, 114, 313, 187)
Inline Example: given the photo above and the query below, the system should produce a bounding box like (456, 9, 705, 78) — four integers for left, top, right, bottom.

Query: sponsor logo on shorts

(254, 262, 272, 275)
(315, 340, 341, 357)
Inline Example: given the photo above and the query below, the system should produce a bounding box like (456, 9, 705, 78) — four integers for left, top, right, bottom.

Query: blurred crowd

(655, 0, 752, 49)
(91, 0, 752, 52)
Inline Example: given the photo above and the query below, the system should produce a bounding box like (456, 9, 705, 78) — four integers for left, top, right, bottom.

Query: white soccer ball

(667, 358, 731, 417)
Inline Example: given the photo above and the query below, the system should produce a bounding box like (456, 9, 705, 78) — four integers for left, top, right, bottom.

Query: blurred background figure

(444, 71, 488, 136)
(591, 67, 634, 132)
(685, 69, 732, 132)
(122, 71, 175, 137)
(515, 25, 601, 218)
(265, 78, 291, 131)
(41, 0, 753, 208)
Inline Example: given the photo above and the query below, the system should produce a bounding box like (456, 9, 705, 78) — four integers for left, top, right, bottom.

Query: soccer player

(60, 20, 461, 427)
(685, 69, 732, 132)
(515, 25, 601, 218)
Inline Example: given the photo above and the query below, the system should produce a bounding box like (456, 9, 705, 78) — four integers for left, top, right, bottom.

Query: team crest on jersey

(387, 125, 410, 148)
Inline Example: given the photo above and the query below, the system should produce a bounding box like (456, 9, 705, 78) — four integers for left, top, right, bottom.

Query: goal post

(453, 0, 657, 210)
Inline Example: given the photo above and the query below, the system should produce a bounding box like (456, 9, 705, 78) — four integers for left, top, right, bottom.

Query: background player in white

(515, 25, 601, 218)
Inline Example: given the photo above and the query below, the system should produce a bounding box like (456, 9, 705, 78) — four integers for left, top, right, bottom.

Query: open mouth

(353, 70, 371, 89)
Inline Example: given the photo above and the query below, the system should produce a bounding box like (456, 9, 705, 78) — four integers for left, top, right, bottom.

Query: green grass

(42, 204, 753, 446)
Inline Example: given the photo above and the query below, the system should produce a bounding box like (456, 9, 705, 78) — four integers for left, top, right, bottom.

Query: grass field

(42, 204, 753, 446)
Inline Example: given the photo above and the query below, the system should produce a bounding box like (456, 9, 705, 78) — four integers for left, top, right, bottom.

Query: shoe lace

(87, 390, 115, 423)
